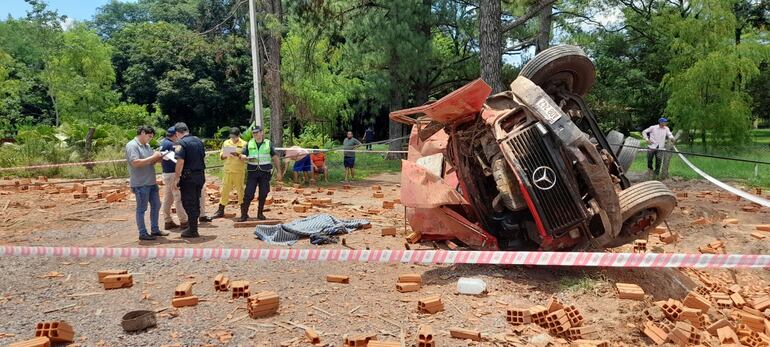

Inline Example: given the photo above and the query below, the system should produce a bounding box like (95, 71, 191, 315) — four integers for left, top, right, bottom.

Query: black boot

(181, 219, 199, 238)
(257, 198, 267, 220)
(211, 204, 226, 219)
(238, 202, 250, 222)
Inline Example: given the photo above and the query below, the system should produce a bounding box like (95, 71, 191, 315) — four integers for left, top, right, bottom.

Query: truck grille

(503, 124, 586, 234)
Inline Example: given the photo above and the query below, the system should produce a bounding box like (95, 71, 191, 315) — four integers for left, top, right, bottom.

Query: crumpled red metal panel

(390, 79, 492, 126)
(400, 160, 466, 208)
(407, 126, 447, 160)
(405, 207, 499, 250)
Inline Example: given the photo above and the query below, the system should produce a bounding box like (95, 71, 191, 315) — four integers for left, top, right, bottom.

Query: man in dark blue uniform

(173, 122, 207, 238)
(237, 126, 282, 221)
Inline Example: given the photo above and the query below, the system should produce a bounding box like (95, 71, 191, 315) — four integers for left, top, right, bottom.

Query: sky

(3, 0, 134, 20)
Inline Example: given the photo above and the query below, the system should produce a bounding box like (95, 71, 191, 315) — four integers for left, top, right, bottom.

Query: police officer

(173, 122, 207, 238)
(238, 126, 282, 221)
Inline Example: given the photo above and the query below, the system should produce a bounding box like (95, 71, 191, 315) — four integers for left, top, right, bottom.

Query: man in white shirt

(642, 117, 674, 177)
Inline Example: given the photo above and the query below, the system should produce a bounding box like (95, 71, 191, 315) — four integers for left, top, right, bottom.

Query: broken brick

(7, 337, 51, 347)
(405, 232, 421, 244)
(546, 296, 564, 313)
(449, 327, 480, 341)
(382, 201, 395, 209)
(615, 283, 645, 300)
(102, 274, 133, 290)
(304, 328, 320, 344)
(396, 282, 420, 293)
(171, 295, 199, 308)
(659, 232, 679, 244)
(326, 275, 350, 284)
(34, 321, 74, 343)
(97, 269, 128, 283)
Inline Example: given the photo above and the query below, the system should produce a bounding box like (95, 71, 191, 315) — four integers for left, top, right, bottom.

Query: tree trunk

(387, 86, 406, 159)
(535, 3, 553, 54)
(264, 0, 283, 148)
(84, 127, 95, 173)
(414, 0, 432, 106)
(479, 0, 504, 93)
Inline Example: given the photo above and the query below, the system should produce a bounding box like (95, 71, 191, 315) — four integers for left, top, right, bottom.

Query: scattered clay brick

(736, 311, 764, 332)
(406, 232, 421, 244)
(171, 295, 199, 308)
(751, 231, 767, 239)
(230, 280, 250, 298)
(529, 305, 548, 326)
(731, 292, 747, 308)
(683, 291, 711, 312)
(642, 321, 667, 345)
(506, 307, 532, 325)
(293, 205, 309, 213)
(398, 273, 422, 285)
(174, 282, 194, 298)
(396, 282, 420, 293)
(326, 275, 350, 284)
(372, 192, 384, 199)
(343, 333, 377, 346)
(750, 295, 770, 311)
(372, 185, 382, 191)
(304, 328, 320, 344)
(381, 227, 397, 237)
(7, 337, 51, 347)
(102, 274, 133, 290)
(659, 231, 680, 244)
(616, 283, 645, 300)
(545, 296, 563, 313)
(692, 217, 712, 225)
(706, 318, 732, 336)
(247, 291, 279, 318)
(418, 296, 444, 314)
(35, 321, 74, 343)
(662, 299, 684, 321)
(722, 218, 740, 225)
(567, 325, 598, 340)
(342, 185, 351, 190)
(98, 269, 128, 283)
(644, 306, 666, 322)
(564, 305, 584, 327)
(382, 201, 395, 209)
(569, 340, 609, 347)
(417, 325, 434, 347)
(449, 327, 480, 341)
(633, 239, 647, 253)
(757, 225, 770, 232)
(214, 274, 229, 291)
(545, 309, 572, 335)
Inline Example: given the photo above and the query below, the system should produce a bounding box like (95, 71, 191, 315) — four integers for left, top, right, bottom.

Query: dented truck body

(393, 45, 676, 251)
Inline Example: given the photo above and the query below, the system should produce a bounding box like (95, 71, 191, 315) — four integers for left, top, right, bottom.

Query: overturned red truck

(392, 45, 676, 251)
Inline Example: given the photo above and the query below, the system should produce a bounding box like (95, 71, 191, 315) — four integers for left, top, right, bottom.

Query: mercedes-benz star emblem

(532, 166, 557, 190)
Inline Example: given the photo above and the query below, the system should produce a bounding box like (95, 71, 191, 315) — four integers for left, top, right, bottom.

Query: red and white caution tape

(1, 246, 768, 268)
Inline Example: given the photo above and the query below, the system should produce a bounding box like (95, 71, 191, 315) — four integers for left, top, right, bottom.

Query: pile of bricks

(98, 269, 133, 290)
(246, 291, 279, 318)
(641, 271, 770, 346)
(506, 297, 604, 343)
(698, 240, 725, 254)
(172, 282, 198, 308)
(396, 273, 422, 293)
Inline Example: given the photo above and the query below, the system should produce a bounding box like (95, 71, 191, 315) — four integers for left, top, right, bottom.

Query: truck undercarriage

(393, 45, 677, 251)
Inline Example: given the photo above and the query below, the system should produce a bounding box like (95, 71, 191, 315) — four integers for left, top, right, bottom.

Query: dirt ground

(0, 173, 768, 346)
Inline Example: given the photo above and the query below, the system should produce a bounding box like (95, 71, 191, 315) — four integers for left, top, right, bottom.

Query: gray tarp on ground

(254, 213, 369, 245)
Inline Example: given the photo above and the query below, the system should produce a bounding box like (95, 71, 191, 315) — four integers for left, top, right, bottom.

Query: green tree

(42, 24, 117, 125)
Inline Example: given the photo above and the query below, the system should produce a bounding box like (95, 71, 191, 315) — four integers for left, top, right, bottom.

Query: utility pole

(248, 0, 264, 127)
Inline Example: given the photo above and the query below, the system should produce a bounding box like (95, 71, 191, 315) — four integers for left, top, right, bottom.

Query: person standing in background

(363, 127, 374, 150)
(342, 131, 362, 182)
(642, 117, 675, 178)
(125, 126, 167, 241)
(173, 122, 207, 238)
(211, 127, 247, 219)
(159, 126, 188, 230)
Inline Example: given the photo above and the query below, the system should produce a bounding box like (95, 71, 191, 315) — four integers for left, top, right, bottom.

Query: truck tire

(604, 181, 677, 248)
(616, 136, 641, 172)
(518, 45, 595, 96)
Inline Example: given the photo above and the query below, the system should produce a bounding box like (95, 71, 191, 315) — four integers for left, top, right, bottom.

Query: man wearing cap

(642, 117, 675, 178)
(159, 126, 188, 230)
(237, 126, 282, 221)
(173, 122, 207, 238)
(211, 127, 247, 219)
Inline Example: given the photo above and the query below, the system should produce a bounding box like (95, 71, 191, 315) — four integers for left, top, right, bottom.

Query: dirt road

(0, 174, 768, 346)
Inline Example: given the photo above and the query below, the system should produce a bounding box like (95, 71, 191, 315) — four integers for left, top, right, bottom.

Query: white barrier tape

(675, 146, 770, 208)
(1, 246, 769, 268)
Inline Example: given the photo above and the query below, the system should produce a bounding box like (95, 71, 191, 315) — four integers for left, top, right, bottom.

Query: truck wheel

(616, 136, 641, 172)
(604, 181, 677, 248)
(518, 45, 595, 96)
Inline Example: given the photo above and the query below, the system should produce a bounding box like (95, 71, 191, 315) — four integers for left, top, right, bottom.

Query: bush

(97, 103, 166, 128)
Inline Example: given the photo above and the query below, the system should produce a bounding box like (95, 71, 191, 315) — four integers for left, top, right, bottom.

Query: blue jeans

(132, 184, 161, 236)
